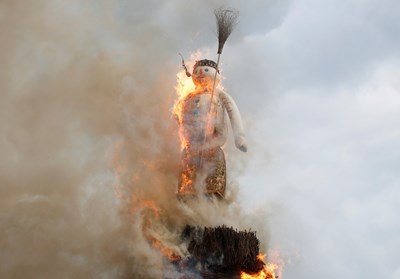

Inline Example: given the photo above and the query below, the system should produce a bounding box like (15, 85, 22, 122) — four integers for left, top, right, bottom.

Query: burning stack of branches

(173, 225, 265, 278)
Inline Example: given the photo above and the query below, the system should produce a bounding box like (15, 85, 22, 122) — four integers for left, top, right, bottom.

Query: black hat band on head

(193, 59, 219, 72)
(180, 57, 219, 78)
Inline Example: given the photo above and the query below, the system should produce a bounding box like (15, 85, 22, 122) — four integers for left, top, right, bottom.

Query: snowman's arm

(219, 90, 247, 152)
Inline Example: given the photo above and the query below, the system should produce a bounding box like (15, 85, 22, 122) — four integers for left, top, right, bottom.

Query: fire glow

(240, 254, 283, 279)
(240, 263, 279, 279)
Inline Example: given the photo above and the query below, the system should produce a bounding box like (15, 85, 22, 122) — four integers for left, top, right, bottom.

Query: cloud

(239, 56, 400, 278)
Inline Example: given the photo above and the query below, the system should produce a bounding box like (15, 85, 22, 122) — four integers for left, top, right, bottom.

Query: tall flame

(172, 69, 195, 151)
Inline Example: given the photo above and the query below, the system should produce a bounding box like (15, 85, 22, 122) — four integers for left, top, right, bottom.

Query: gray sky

(1, 0, 399, 278)
(230, 0, 400, 278)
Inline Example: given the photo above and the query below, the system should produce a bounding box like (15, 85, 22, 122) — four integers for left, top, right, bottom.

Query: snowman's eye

(204, 68, 209, 72)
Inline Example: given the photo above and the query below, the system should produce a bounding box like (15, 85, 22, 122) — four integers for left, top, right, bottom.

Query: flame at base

(240, 264, 278, 279)
(241, 254, 282, 279)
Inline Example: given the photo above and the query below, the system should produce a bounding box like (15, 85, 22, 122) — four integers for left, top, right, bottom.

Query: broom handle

(199, 54, 221, 168)
(209, 53, 221, 112)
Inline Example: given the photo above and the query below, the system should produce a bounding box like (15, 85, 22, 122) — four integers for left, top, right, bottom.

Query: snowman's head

(191, 59, 220, 89)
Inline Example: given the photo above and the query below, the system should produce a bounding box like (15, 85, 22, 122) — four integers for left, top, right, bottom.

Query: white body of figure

(179, 59, 247, 153)
(176, 59, 246, 198)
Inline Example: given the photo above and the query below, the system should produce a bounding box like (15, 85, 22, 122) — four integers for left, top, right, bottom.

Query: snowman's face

(192, 66, 220, 88)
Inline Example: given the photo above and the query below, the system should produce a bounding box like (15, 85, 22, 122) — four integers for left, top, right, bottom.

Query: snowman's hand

(235, 136, 247, 152)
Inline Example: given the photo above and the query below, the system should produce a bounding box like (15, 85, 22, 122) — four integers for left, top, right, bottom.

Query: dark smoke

(0, 1, 271, 278)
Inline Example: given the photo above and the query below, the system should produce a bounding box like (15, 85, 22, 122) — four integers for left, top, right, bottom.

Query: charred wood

(180, 225, 265, 275)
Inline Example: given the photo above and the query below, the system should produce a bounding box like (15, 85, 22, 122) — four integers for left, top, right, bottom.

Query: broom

(199, 8, 239, 170)
(210, 7, 239, 106)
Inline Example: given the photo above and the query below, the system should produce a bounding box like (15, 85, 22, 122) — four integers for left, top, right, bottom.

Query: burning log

(171, 225, 265, 278)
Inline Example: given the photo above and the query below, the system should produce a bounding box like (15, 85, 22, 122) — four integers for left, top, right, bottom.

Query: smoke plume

(0, 1, 271, 278)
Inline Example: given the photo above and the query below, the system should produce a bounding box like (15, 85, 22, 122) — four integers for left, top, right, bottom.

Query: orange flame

(139, 199, 160, 218)
(172, 50, 221, 150)
(151, 238, 181, 262)
(172, 54, 199, 197)
(172, 69, 195, 150)
(241, 254, 283, 279)
(140, 199, 182, 261)
(172, 51, 225, 197)
(177, 164, 195, 195)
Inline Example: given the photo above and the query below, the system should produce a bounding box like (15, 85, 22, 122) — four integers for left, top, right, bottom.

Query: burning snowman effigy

(174, 57, 247, 199)
(173, 9, 246, 200)
(150, 8, 281, 279)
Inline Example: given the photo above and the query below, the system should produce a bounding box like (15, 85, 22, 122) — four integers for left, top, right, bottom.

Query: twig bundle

(214, 8, 239, 54)
(181, 225, 265, 275)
